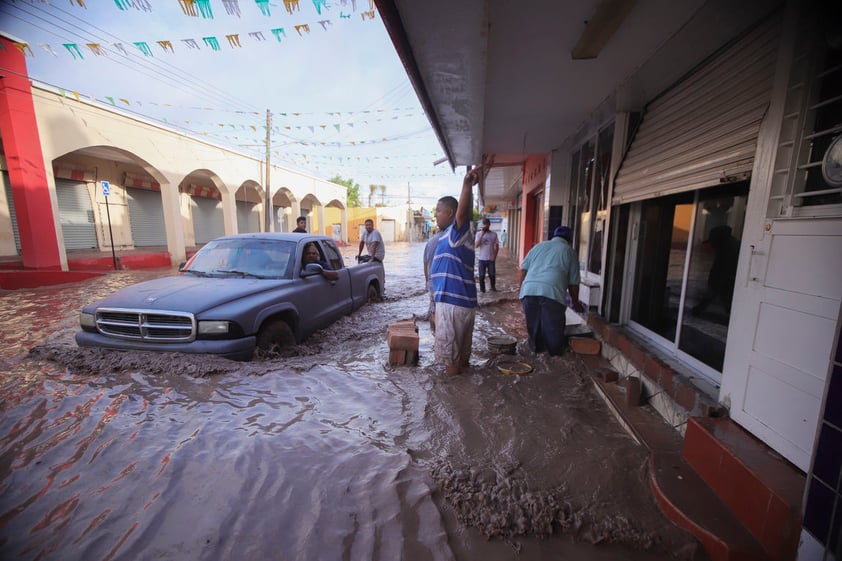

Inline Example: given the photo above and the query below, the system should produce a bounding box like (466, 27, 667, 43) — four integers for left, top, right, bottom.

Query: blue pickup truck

(75, 233, 385, 361)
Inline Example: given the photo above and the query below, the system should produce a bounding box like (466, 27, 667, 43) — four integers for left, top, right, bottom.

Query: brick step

(586, 355, 789, 561)
(683, 418, 804, 561)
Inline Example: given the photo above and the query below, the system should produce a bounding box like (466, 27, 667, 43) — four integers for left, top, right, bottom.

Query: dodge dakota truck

(75, 233, 385, 361)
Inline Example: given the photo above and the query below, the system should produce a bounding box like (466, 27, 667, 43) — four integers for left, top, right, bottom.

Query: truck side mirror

(301, 263, 324, 277)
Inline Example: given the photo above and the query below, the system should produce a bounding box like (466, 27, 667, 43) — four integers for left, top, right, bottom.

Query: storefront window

(630, 182, 749, 374)
(570, 122, 613, 276)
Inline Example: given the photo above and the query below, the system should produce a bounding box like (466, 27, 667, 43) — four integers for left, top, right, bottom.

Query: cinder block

(388, 348, 406, 365)
(388, 331, 419, 351)
(570, 337, 601, 355)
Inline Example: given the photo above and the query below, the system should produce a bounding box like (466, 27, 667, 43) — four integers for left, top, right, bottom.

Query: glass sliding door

(630, 191, 694, 342)
(679, 183, 748, 371)
(629, 182, 749, 380)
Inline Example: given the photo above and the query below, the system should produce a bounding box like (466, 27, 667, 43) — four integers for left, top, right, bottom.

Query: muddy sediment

(0, 244, 701, 561)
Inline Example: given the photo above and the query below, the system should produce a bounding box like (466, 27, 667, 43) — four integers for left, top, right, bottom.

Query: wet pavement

(0, 243, 700, 561)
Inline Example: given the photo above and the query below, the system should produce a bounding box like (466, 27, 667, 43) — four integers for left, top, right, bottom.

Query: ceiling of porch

(376, 0, 781, 205)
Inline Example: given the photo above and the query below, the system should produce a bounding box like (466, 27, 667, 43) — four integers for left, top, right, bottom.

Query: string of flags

(62, 0, 374, 18)
(10, 0, 378, 60)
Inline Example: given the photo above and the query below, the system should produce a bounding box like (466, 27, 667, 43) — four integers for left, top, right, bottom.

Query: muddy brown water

(0, 243, 701, 561)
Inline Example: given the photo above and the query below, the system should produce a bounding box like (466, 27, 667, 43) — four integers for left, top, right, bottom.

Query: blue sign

(102, 181, 110, 196)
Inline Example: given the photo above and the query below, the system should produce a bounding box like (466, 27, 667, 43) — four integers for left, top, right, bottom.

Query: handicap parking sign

(102, 180, 110, 196)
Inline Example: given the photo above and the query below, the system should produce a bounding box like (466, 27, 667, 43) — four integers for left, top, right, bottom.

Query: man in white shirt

(357, 219, 385, 263)
(475, 218, 499, 292)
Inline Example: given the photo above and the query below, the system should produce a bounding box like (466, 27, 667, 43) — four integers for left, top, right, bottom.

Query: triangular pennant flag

(157, 40, 174, 53)
(119, 98, 131, 106)
(86, 43, 106, 56)
(255, 0, 271, 16)
(282, 0, 301, 15)
(182, 38, 200, 49)
(105, 96, 116, 105)
(13, 42, 34, 57)
(222, 0, 241, 17)
(72, 91, 80, 101)
(179, 0, 198, 16)
(361, 9, 375, 20)
(203, 37, 221, 51)
(225, 34, 241, 47)
(248, 31, 266, 41)
(333, 124, 340, 132)
(39, 44, 57, 56)
(134, 42, 153, 56)
(197, 0, 214, 18)
(294, 24, 310, 36)
(312, 0, 327, 15)
(113, 42, 128, 56)
(317, 20, 331, 31)
(63, 43, 84, 60)
(114, 0, 132, 10)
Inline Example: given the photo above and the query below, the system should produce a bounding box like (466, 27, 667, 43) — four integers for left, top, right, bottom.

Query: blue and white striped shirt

(431, 220, 477, 308)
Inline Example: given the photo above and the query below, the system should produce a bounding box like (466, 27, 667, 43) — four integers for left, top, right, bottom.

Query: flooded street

(0, 243, 699, 561)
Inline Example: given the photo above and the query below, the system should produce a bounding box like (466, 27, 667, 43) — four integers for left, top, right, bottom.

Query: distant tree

(329, 175, 361, 207)
(368, 184, 377, 207)
(378, 184, 386, 206)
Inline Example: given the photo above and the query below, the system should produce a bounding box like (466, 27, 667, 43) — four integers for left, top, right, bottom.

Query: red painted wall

(518, 154, 548, 261)
(0, 36, 62, 270)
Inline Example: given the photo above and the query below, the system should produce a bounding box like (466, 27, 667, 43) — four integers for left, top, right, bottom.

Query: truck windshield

(185, 239, 296, 280)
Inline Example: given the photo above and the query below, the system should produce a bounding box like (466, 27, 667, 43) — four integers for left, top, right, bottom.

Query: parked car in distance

(75, 233, 385, 361)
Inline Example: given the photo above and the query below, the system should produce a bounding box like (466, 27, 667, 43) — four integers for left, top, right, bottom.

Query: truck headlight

(198, 320, 230, 335)
(80, 312, 96, 328)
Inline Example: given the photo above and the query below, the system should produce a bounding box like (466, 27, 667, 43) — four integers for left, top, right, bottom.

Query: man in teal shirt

(518, 226, 585, 355)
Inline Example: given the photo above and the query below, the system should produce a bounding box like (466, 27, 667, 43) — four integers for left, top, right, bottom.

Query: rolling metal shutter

(191, 196, 224, 244)
(236, 200, 260, 233)
(127, 187, 167, 247)
(55, 179, 98, 249)
(3, 173, 21, 253)
(613, 18, 779, 205)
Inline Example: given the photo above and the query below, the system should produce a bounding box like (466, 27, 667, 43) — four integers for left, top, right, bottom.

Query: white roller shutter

(127, 188, 167, 247)
(3, 173, 21, 253)
(613, 17, 779, 205)
(56, 179, 98, 249)
(191, 196, 224, 244)
(236, 200, 260, 233)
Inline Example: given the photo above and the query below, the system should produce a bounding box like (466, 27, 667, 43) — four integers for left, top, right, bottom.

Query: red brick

(627, 343, 646, 371)
(625, 376, 642, 407)
(675, 384, 697, 412)
(659, 367, 677, 398)
(388, 331, 419, 351)
(388, 348, 406, 365)
(642, 354, 662, 383)
(599, 369, 619, 383)
(570, 337, 600, 355)
(389, 320, 418, 333)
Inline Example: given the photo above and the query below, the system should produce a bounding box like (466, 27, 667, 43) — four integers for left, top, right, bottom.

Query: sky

(0, 0, 458, 209)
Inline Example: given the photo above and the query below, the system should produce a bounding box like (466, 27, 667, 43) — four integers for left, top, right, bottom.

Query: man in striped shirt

(430, 167, 481, 375)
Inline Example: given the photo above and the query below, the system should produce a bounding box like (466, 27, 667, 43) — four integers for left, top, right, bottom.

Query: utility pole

(407, 181, 413, 243)
(264, 109, 272, 232)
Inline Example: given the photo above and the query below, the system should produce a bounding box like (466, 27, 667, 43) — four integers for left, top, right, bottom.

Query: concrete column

(0, 34, 63, 270)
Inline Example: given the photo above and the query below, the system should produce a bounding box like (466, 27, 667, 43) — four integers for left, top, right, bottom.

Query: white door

(721, 218, 842, 472)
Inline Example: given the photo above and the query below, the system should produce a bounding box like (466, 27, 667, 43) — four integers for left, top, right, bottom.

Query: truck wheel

(367, 283, 380, 303)
(256, 319, 295, 355)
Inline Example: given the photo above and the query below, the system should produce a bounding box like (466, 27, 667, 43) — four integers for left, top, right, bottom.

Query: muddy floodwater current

(0, 243, 700, 561)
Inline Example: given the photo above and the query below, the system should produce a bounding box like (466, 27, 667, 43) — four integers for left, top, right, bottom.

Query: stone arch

(272, 186, 297, 232)
(234, 180, 264, 233)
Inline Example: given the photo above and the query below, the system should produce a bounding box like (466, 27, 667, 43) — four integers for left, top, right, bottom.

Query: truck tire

(367, 283, 380, 303)
(256, 319, 295, 355)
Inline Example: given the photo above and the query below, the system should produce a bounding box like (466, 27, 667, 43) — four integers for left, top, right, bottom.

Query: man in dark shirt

(293, 216, 307, 233)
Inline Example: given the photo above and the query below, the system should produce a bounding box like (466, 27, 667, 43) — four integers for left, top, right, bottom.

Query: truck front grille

(96, 308, 196, 342)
